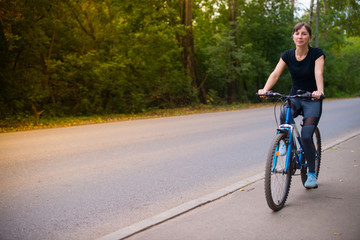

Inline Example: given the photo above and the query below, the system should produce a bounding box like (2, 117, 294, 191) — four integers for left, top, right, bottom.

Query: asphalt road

(0, 98, 359, 240)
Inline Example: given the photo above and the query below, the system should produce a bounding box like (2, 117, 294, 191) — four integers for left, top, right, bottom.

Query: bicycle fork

(272, 125, 305, 174)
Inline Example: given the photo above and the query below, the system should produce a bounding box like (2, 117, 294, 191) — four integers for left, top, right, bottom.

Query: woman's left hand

(312, 90, 324, 100)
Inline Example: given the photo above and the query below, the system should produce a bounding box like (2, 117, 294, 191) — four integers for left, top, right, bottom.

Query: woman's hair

(292, 22, 312, 36)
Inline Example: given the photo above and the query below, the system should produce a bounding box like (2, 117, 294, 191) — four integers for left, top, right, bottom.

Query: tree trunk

(31, 103, 45, 126)
(315, 0, 319, 47)
(44, 27, 57, 89)
(290, 0, 295, 20)
(309, 0, 314, 27)
(178, 0, 207, 103)
(228, 0, 238, 104)
(323, 0, 328, 39)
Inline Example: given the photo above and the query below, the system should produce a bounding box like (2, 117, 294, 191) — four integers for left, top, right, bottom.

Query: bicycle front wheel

(264, 133, 293, 211)
(301, 127, 322, 185)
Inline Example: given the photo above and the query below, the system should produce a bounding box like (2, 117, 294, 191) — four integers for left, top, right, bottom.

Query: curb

(97, 130, 360, 240)
(322, 130, 360, 151)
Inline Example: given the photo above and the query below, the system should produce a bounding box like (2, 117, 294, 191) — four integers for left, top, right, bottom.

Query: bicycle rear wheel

(264, 133, 293, 211)
(301, 127, 322, 185)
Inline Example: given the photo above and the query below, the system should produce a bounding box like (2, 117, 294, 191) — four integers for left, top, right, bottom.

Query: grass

(0, 103, 274, 133)
(1, 95, 357, 133)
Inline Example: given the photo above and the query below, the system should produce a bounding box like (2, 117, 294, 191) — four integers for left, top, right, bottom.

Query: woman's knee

(280, 101, 300, 124)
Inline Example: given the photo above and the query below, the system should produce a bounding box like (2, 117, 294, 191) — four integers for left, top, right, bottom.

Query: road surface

(0, 98, 359, 240)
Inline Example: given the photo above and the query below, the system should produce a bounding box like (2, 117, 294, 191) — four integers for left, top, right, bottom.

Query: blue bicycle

(258, 91, 323, 211)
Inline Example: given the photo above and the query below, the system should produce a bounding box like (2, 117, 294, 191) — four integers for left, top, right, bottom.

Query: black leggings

(280, 99, 323, 174)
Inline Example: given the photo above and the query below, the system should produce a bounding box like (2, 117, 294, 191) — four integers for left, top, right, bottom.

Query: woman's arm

(313, 55, 325, 99)
(258, 58, 287, 95)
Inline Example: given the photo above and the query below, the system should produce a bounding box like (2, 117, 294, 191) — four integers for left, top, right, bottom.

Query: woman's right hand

(257, 89, 269, 98)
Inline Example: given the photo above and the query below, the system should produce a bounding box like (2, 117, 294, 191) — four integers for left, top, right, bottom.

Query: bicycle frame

(272, 99, 305, 174)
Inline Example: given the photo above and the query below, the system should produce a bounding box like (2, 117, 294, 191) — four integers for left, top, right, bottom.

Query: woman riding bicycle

(258, 22, 325, 189)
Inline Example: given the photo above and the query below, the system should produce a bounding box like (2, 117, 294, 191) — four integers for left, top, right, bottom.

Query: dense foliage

(1, 0, 359, 121)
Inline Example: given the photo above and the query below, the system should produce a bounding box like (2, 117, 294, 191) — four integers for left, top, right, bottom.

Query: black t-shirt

(281, 47, 325, 95)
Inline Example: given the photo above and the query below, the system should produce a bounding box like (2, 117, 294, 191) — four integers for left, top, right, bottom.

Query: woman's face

(292, 26, 312, 47)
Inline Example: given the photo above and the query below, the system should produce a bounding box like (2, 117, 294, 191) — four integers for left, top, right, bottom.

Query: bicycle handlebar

(256, 90, 325, 100)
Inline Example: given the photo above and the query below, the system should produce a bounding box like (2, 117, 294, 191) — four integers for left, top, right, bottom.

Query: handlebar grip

(256, 90, 274, 97)
(298, 92, 326, 100)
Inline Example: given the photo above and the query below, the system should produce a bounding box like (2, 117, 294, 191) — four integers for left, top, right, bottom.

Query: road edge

(97, 129, 360, 240)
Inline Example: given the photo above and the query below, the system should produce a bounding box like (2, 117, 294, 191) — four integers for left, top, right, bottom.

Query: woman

(258, 22, 325, 189)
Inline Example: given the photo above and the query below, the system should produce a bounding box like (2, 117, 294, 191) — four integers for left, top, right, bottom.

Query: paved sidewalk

(127, 135, 360, 240)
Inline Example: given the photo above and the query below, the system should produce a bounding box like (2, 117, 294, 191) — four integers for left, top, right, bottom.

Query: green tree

(1, 0, 359, 123)
(0, 0, 66, 121)
(325, 37, 360, 97)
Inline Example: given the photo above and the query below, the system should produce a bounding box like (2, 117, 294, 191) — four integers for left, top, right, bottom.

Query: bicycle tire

(264, 133, 293, 211)
(301, 127, 322, 185)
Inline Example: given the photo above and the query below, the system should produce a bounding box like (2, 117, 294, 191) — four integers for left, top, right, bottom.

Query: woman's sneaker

(304, 172, 318, 189)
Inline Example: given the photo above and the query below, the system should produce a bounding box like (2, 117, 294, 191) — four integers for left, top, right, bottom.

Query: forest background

(0, 0, 359, 130)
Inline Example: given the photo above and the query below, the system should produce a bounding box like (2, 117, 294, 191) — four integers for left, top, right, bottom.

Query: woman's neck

(296, 46, 309, 55)
(295, 46, 309, 61)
